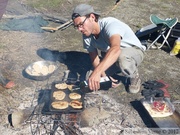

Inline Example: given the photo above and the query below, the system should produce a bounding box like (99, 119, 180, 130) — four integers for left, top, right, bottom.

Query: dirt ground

(0, 0, 180, 134)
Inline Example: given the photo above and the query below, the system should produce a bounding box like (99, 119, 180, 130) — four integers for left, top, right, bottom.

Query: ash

(79, 91, 159, 135)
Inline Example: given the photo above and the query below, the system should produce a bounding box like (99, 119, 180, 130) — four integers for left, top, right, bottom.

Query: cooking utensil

(63, 70, 113, 92)
(24, 61, 59, 81)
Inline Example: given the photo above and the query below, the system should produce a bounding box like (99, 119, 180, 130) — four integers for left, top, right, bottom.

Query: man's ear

(89, 13, 96, 21)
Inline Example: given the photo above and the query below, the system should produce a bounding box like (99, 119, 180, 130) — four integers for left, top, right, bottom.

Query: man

(71, 4, 146, 93)
(0, 0, 15, 89)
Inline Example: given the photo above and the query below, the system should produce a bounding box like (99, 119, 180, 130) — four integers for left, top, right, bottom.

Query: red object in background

(156, 80, 170, 98)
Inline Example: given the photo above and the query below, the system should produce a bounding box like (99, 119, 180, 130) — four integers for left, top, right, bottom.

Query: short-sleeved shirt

(83, 17, 146, 52)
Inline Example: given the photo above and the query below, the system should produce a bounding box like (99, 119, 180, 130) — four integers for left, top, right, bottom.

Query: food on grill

(69, 93, 81, 100)
(67, 84, 74, 90)
(70, 100, 83, 109)
(53, 91, 66, 100)
(142, 101, 173, 117)
(51, 101, 69, 109)
(55, 83, 68, 89)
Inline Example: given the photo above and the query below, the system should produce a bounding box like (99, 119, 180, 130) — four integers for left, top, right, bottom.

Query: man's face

(73, 16, 93, 36)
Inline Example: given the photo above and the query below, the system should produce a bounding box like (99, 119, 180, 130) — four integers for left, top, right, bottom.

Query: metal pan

(24, 61, 59, 81)
(140, 98, 180, 128)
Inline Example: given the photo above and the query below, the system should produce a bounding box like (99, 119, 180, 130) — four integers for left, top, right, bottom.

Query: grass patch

(0, 44, 4, 49)
(27, 0, 65, 9)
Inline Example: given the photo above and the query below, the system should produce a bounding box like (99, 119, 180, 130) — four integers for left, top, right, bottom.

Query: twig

(174, 87, 180, 95)
(105, 0, 124, 16)
(41, 19, 73, 32)
(173, 100, 180, 104)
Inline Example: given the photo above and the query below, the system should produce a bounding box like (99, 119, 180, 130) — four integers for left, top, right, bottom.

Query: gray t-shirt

(83, 17, 146, 52)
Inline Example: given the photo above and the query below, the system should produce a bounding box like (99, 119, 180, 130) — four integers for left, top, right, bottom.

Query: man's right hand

(88, 71, 101, 91)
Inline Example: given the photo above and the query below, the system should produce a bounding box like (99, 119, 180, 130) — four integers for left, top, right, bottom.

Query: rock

(10, 107, 34, 128)
(80, 107, 110, 127)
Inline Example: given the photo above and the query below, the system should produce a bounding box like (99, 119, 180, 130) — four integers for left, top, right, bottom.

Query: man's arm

(89, 50, 100, 69)
(89, 50, 106, 77)
(88, 34, 121, 90)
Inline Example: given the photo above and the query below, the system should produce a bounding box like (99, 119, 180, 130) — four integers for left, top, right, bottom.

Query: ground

(0, 0, 180, 135)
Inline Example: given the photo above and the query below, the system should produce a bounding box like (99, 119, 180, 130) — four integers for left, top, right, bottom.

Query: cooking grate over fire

(28, 110, 83, 135)
(26, 79, 84, 135)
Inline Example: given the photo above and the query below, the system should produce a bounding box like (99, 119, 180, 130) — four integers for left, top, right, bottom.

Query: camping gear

(170, 22, 180, 39)
(136, 15, 178, 50)
(170, 37, 180, 56)
(0, 16, 48, 33)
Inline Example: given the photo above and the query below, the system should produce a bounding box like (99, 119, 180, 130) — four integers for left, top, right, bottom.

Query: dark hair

(87, 13, 100, 22)
(72, 13, 81, 20)
(94, 14, 100, 22)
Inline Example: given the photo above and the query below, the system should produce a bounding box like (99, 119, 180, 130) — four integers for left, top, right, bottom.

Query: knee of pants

(117, 56, 138, 78)
(120, 67, 138, 78)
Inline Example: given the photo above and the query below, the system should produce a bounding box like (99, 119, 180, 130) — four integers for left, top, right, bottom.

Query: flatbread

(32, 64, 41, 72)
(67, 84, 74, 90)
(30, 64, 41, 76)
(55, 83, 68, 89)
(48, 65, 56, 73)
(51, 101, 69, 109)
(31, 70, 41, 76)
(53, 91, 66, 100)
(30, 64, 55, 76)
(70, 100, 82, 109)
(26, 69, 32, 75)
(142, 101, 173, 117)
(69, 93, 81, 100)
(41, 66, 49, 75)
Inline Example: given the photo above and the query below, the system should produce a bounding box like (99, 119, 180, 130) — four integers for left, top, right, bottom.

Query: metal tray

(49, 81, 84, 113)
(141, 98, 175, 117)
(140, 98, 180, 128)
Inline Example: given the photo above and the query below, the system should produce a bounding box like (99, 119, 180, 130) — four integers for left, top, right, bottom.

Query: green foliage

(0, 44, 4, 51)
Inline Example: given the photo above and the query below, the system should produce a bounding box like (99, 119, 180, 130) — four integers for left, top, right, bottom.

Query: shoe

(129, 73, 141, 93)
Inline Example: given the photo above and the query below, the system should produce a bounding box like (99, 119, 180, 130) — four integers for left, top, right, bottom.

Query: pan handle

(63, 70, 70, 81)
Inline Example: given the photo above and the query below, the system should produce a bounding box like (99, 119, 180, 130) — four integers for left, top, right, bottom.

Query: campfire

(19, 89, 139, 135)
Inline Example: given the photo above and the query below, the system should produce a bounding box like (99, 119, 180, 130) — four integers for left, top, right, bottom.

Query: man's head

(72, 4, 100, 20)
(71, 4, 100, 36)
